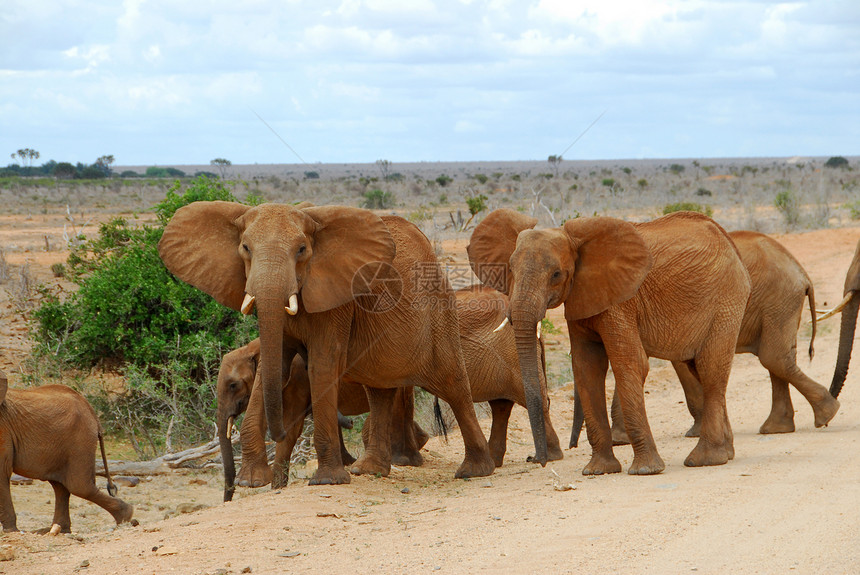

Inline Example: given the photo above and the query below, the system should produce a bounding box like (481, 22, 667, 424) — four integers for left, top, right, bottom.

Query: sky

(1, 0, 859, 167)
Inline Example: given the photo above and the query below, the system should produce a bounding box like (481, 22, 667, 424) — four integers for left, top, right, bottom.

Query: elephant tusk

(536, 320, 542, 340)
(285, 294, 299, 316)
(226, 416, 235, 436)
(241, 293, 256, 315)
(48, 523, 62, 536)
(493, 316, 510, 333)
(816, 293, 853, 322)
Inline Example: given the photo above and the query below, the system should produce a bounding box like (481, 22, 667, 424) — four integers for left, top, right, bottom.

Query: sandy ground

(1, 213, 859, 574)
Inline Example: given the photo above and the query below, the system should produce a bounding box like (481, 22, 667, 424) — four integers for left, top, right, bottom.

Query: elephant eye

(229, 381, 238, 391)
(297, 244, 307, 257)
(551, 270, 562, 281)
(242, 244, 250, 254)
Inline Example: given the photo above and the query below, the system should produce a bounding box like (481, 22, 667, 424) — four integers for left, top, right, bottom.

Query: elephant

(825, 237, 860, 399)
(159, 202, 495, 485)
(0, 368, 134, 533)
(570, 230, 841, 447)
(217, 339, 430, 501)
(454, 285, 562, 466)
(221, 284, 559, 498)
(467, 209, 751, 475)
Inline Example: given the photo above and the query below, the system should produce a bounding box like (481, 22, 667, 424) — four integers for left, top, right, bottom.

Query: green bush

(825, 156, 849, 169)
(362, 189, 395, 209)
(32, 177, 258, 454)
(774, 189, 800, 227)
(145, 166, 169, 178)
(662, 202, 713, 217)
(466, 194, 488, 216)
(435, 174, 453, 187)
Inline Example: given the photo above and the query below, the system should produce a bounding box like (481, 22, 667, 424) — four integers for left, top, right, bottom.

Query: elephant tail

(98, 429, 118, 497)
(433, 397, 448, 443)
(806, 283, 817, 361)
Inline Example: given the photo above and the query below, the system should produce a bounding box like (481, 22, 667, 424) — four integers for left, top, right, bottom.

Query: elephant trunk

(217, 407, 236, 502)
(511, 297, 548, 466)
(257, 297, 287, 442)
(830, 291, 859, 399)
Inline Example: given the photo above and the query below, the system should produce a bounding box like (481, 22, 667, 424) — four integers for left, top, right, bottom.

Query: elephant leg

(424, 362, 495, 479)
(673, 360, 704, 438)
(48, 481, 72, 533)
(64, 471, 133, 526)
(758, 346, 839, 429)
(759, 373, 796, 434)
(684, 342, 734, 468)
(390, 387, 424, 467)
(339, 426, 357, 467)
(0, 467, 18, 532)
(572, 338, 621, 475)
(488, 399, 514, 467)
(307, 346, 351, 485)
(351, 386, 395, 477)
(609, 388, 631, 445)
(611, 343, 665, 475)
(272, 374, 314, 489)
(236, 377, 274, 488)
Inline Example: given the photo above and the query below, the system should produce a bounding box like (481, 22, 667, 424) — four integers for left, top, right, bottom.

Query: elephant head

(158, 202, 396, 443)
(216, 339, 261, 501)
(467, 209, 652, 464)
(829, 238, 860, 398)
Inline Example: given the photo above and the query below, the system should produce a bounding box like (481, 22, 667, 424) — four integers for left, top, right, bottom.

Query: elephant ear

(563, 217, 653, 320)
(467, 209, 538, 294)
(300, 205, 396, 313)
(158, 201, 251, 311)
(845, 239, 860, 294)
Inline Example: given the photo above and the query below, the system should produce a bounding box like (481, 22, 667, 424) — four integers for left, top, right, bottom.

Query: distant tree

(303, 171, 320, 179)
(825, 156, 849, 169)
(165, 167, 186, 178)
(210, 158, 232, 179)
(669, 163, 685, 175)
(376, 159, 391, 180)
(11, 148, 40, 171)
(145, 166, 169, 178)
(80, 165, 106, 179)
(94, 155, 115, 177)
(53, 162, 78, 179)
(547, 155, 562, 178)
(435, 174, 453, 187)
(120, 170, 140, 178)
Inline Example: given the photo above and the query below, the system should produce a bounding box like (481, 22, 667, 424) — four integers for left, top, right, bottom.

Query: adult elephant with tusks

(159, 202, 494, 484)
(468, 209, 750, 475)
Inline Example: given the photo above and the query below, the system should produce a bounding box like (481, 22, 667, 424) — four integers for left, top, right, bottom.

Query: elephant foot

(272, 461, 290, 489)
(340, 449, 357, 467)
(812, 396, 840, 428)
(527, 445, 564, 464)
(582, 452, 622, 476)
(489, 443, 506, 468)
(684, 439, 731, 467)
(454, 453, 495, 479)
(685, 420, 702, 438)
(309, 466, 351, 485)
(611, 426, 631, 446)
(115, 502, 135, 525)
(628, 452, 665, 475)
(391, 450, 424, 467)
(236, 460, 273, 488)
(350, 453, 391, 477)
(759, 416, 795, 435)
(413, 423, 431, 451)
(35, 524, 70, 535)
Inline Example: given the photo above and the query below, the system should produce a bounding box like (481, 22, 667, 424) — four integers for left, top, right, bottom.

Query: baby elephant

(0, 369, 134, 533)
(217, 340, 430, 499)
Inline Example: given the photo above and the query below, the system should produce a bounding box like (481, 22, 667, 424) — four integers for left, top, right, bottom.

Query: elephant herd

(1, 202, 858, 533)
